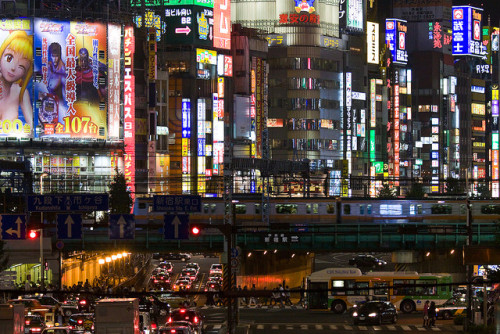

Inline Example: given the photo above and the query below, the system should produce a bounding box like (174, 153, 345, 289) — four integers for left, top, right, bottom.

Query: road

(200, 307, 465, 333)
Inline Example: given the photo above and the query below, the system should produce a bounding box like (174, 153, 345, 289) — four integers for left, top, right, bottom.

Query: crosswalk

(202, 323, 463, 332)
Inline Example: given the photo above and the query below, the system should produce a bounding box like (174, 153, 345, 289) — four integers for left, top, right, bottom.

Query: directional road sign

(153, 195, 201, 212)
(109, 214, 135, 240)
(57, 214, 82, 240)
(0, 214, 26, 240)
(164, 214, 189, 240)
(28, 194, 109, 212)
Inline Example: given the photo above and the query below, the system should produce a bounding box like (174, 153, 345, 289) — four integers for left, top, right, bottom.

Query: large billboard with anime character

(34, 19, 108, 138)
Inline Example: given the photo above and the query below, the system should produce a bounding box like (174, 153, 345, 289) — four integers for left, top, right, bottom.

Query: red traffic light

(190, 226, 201, 236)
(28, 230, 38, 239)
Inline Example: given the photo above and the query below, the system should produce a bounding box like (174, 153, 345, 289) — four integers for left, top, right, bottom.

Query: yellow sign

(196, 48, 217, 64)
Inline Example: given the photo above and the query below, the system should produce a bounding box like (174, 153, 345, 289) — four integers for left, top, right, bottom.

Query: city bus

(306, 268, 453, 314)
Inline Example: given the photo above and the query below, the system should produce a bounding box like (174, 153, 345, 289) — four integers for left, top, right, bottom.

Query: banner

(108, 23, 121, 139)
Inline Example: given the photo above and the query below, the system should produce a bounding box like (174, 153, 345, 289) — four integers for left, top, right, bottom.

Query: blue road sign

(57, 214, 82, 240)
(109, 214, 135, 240)
(153, 195, 201, 212)
(164, 214, 189, 240)
(0, 214, 26, 240)
(27, 194, 109, 212)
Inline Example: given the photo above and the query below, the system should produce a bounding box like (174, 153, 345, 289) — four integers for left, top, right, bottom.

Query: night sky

(454, 0, 500, 25)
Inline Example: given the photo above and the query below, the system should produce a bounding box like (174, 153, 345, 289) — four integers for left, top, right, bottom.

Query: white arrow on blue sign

(0, 214, 26, 240)
(164, 214, 189, 240)
(109, 214, 135, 240)
(57, 214, 82, 240)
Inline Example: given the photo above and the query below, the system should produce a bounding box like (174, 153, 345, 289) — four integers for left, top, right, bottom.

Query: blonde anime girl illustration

(0, 30, 33, 130)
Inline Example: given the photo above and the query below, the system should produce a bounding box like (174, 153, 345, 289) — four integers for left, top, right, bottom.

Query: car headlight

(436, 308, 440, 312)
(368, 312, 378, 317)
(352, 312, 358, 317)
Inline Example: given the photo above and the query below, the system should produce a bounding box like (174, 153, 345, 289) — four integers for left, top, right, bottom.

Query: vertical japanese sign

(148, 28, 157, 80)
(393, 71, 400, 186)
(386, 19, 408, 65)
(214, 0, 231, 49)
(256, 58, 263, 159)
(108, 23, 121, 139)
(0, 19, 33, 138)
(367, 22, 379, 65)
(493, 89, 499, 197)
(452, 6, 483, 57)
(124, 26, 136, 205)
(181, 98, 191, 190)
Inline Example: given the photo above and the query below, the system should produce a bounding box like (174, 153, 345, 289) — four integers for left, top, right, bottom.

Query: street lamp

(40, 172, 49, 290)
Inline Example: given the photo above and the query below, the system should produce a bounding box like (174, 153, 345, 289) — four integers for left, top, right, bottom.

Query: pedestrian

(242, 285, 248, 306)
(278, 284, 285, 307)
(262, 287, 268, 306)
(271, 288, 279, 306)
(249, 284, 257, 306)
(429, 301, 436, 327)
(423, 300, 430, 328)
(284, 286, 292, 306)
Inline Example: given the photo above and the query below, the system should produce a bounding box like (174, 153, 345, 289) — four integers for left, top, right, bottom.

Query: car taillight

(180, 309, 186, 313)
(79, 300, 87, 305)
(167, 317, 172, 323)
(78, 319, 83, 324)
(154, 280, 159, 283)
(25, 320, 30, 325)
(151, 323, 157, 329)
(31, 328, 41, 332)
(193, 316, 199, 323)
(170, 330, 176, 333)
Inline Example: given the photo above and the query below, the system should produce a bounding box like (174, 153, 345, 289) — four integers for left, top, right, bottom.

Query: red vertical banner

(214, 0, 231, 49)
(108, 24, 121, 139)
(124, 26, 136, 207)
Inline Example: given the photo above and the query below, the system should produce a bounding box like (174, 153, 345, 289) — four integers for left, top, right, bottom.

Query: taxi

(435, 297, 480, 319)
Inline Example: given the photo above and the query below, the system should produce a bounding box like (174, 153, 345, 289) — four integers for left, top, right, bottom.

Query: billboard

(367, 22, 379, 65)
(130, 0, 213, 7)
(452, 6, 483, 57)
(108, 23, 121, 139)
(339, 0, 363, 33)
(214, 0, 230, 49)
(123, 26, 135, 205)
(386, 19, 408, 65)
(164, 6, 214, 47)
(0, 19, 34, 138)
(34, 19, 108, 138)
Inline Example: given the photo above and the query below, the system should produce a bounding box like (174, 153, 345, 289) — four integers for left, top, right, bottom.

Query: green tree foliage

(378, 183, 396, 199)
(406, 182, 426, 199)
(445, 177, 465, 195)
(109, 170, 133, 214)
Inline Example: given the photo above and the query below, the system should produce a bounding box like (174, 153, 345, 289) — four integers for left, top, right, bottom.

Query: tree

(109, 169, 133, 214)
(378, 183, 396, 199)
(445, 177, 465, 195)
(406, 182, 426, 199)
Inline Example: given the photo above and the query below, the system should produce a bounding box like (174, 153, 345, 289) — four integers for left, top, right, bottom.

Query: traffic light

(28, 230, 38, 239)
(190, 225, 201, 236)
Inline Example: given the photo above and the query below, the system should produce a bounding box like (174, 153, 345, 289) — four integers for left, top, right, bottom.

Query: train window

(460, 205, 466, 215)
(326, 204, 335, 214)
(139, 202, 146, 209)
(148, 205, 153, 213)
(313, 203, 318, 214)
(481, 205, 500, 214)
(344, 204, 351, 215)
(359, 205, 364, 215)
(367, 205, 372, 214)
(431, 204, 452, 214)
(380, 204, 402, 216)
(235, 204, 247, 214)
(306, 204, 312, 214)
(255, 204, 261, 214)
(410, 204, 423, 215)
(276, 204, 298, 214)
(204, 204, 210, 214)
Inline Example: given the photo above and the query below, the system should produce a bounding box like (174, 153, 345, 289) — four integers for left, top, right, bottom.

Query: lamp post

(40, 172, 48, 290)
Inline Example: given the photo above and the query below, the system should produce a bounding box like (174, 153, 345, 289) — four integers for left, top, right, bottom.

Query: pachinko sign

(0, 19, 34, 137)
(124, 26, 136, 205)
(452, 6, 483, 57)
(34, 19, 108, 138)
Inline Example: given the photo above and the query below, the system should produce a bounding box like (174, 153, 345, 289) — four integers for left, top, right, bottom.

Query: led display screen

(0, 19, 34, 138)
(386, 19, 408, 65)
(34, 19, 108, 138)
(164, 6, 214, 47)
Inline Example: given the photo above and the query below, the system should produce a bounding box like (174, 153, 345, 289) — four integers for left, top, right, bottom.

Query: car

(67, 313, 94, 334)
(29, 295, 78, 317)
(209, 264, 223, 275)
(24, 314, 45, 334)
(435, 297, 481, 319)
(181, 268, 199, 282)
(174, 279, 192, 291)
(159, 323, 195, 334)
(158, 261, 174, 273)
(167, 308, 204, 334)
(348, 254, 387, 268)
(41, 327, 72, 334)
(8, 299, 51, 318)
(184, 263, 200, 273)
(352, 301, 397, 325)
(208, 273, 223, 283)
(139, 294, 171, 316)
(204, 281, 220, 292)
(161, 253, 191, 262)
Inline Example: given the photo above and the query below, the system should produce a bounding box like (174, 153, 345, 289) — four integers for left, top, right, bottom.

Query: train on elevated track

(133, 196, 500, 227)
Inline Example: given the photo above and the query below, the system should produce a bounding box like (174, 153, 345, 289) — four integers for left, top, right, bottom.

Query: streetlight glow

(98, 259, 105, 265)
(106, 257, 111, 263)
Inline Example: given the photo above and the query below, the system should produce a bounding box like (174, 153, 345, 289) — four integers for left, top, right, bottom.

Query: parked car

(351, 301, 397, 325)
(348, 254, 387, 268)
